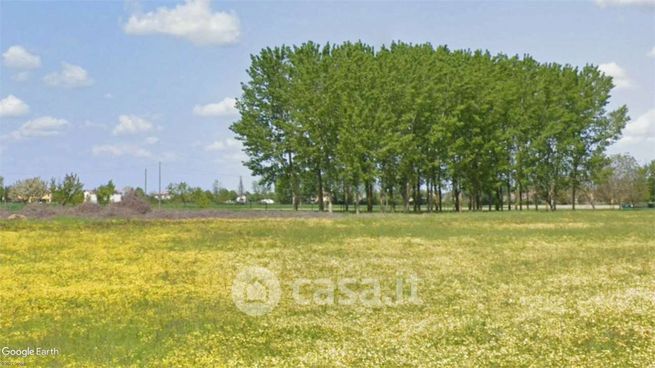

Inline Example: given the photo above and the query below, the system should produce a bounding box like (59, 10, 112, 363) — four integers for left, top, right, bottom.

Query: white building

(109, 193, 122, 203)
(83, 190, 122, 203)
(83, 190, 98, 204)
(153, 192, 171, 201)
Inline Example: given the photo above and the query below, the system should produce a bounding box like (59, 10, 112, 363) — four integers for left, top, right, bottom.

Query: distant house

(84, 190, 98, 204)
(39, 193, 52, 203)
(153, 192, 171, 201)
(109, 193, 122, 203)
(236, 195, 247, 204)
(15, 192, 51, 203)
(83, 190, 122, 203)
(260, 198, 274, 205)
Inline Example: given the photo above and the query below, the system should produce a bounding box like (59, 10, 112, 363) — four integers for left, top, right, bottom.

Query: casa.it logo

(231, 266, 281, 317)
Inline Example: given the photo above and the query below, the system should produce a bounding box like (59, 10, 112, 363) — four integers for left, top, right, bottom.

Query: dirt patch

(20, 203, 59, 219)
(111, 192, 151, 215)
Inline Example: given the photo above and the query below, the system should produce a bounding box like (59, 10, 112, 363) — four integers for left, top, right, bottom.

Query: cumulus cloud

(123, 0, 240, 46)
(145, 136, 159, 144)
(612, 109, 655, 162)
(0, 95, 30, 117)
(620, 109, 655, 142)
(204, 137, 241, 151)
(92, 144, 152, 158)
(193, 97, 238, 117)
(2, 45, 41, 69)
(44, 62, 94, 88)
(598, 62, 633, 89)
(5, 116, 69, 140)
(648, 47, 655, 58)
(113, 115, 154, 135)
(595, 0, 655, 7)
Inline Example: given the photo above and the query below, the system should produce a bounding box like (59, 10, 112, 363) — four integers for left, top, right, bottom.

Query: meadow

(0, 211, 653, 367)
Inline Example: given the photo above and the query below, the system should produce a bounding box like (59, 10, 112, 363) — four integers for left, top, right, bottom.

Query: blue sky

(1, 0, 654, 191)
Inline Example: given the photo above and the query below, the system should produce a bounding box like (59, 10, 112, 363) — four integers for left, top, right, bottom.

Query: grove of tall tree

(231, 42, 629, 212)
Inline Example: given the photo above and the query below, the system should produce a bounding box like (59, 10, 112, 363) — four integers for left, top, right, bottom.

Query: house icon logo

(231, 266, 281, 316)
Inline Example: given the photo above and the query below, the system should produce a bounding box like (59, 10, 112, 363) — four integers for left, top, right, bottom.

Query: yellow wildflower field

(0, 211, 653, 367)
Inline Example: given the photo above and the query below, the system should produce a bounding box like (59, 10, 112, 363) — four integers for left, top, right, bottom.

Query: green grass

(0, 211, 653, 367)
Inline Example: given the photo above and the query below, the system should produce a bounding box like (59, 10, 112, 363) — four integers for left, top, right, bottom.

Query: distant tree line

(0, 173, 280, 208)
(231, 41, 631, 212)
(165, 180, 276, 207)
(0, 153, 652, 210)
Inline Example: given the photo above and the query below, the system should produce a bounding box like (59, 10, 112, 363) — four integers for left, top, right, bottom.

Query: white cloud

(595, 0, 655, 7)
(2, 45, 41, 69)
(598, 62, 632, 89)
(620, 109, 655, 142)
(123, 0, 240, 46)
(113, 115, 154, 135)
(5, 116, 69, 140)
(92, 144, 152, 158)
(145, 136, 159, 144)
(193, 97, 238, 117)
(648, 47, 655, 58)
(611, 109, 655, 163)
(0, 95, 30, 117)
(44, 62, 94, 88)
(204, 137, 240, 151)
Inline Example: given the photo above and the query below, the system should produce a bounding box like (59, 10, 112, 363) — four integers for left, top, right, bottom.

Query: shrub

(74, 202, 102, 215)
(111, 191, 151, 214)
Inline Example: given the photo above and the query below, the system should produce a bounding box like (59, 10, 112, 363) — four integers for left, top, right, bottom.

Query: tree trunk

(344, 182, 349, 212)
(571, 163, 578, 211)
(403, 181, 410, 213)
(589, 191, 596, 210)
(317, 166, 324, 212)
(355, 190, 360, 214)
(534, 189, 538, 211)
(454, 181, 461, 212)
(549, 182, 557, 211)
(366, 181, 373, 213)
(289, 153, 299, 211)
(495, 188, 501, 211)
(507, 180, 512, 211)
(437, 181, 443, 212)
(426, 177, 432, 213)
(415, 175, 421, 213)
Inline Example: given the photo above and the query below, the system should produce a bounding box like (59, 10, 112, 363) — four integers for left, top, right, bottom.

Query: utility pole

(158, 161, 161, 209)
(144, 168, 148, 196)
